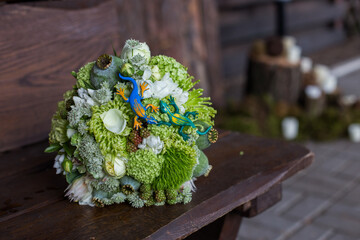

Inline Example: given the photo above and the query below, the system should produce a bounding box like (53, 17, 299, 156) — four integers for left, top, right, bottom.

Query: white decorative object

(300, 57, 313, 73)
(282, 117, 299, 140)
(287, 45, 302, 64)
(314, 64, 330, 83)
(305, 85, 322, 99)
(283, 36, 296, 51)
(348, 124, 360, 142)
(321, 75, 337, 94)
(341, 95, 357, 106)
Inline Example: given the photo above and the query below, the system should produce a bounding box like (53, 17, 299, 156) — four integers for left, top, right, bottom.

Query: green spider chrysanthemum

(88, 95, 134, 156)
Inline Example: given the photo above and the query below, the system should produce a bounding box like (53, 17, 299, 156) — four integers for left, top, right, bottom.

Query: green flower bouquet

(45, 39, 218, 207)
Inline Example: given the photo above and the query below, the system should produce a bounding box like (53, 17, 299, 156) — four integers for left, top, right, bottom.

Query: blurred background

(0, 0, 359, 239)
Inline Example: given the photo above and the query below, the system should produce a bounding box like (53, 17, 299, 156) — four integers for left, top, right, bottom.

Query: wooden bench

(0, 1, 313, 239)
(0, 131, 313, 239)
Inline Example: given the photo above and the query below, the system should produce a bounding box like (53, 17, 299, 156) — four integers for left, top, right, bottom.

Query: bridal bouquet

(45, 39, 217, 207)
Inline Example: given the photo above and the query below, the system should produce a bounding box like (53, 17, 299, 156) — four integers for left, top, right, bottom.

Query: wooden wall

(0, 0, 221, 152)
(218, 0, 348, 104)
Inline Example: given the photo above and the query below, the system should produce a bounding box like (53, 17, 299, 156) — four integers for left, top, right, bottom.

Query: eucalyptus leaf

(44, 143, 62, 153)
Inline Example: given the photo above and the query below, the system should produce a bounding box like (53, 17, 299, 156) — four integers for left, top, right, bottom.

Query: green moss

(127, 149, 164, 184)
(152, 143, 197, 190)
(88, 95, 134, 156)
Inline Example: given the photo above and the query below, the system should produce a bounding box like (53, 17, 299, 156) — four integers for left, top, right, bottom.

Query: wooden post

(248, 55, 302, 104)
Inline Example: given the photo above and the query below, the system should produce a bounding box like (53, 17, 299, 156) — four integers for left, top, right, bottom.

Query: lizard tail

(119, 73, 135, 81)
(197, 126, 212, 135)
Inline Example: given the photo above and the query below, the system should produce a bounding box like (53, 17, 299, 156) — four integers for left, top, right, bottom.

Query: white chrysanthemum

(65, 176, 94, 207)
(138, 135, 164, 154)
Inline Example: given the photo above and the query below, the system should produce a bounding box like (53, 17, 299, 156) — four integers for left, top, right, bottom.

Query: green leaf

(66, 170, 82, 184)
(44, 143, 62, 153)
(113, 46, 118, 57)
(62, 142, 76, 156)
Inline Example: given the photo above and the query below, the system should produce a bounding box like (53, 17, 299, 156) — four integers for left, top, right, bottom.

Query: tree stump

(247, 55, 302, 104)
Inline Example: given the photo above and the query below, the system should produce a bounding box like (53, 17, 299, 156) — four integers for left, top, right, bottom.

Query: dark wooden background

(219, 0, 348, 104)
(0, 0, 350, 152)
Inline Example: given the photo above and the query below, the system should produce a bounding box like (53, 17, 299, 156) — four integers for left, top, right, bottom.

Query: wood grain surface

(0, 131, 313, 240)
(0, 0, 223, 152)
(0, 0, 121, 152)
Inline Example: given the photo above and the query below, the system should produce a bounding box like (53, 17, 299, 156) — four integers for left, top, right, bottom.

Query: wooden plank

(0, 1, 121, 152)
(0, 132, 313, 240)
(219, 210, 243, 240)
(218, 0, 273, 9)
(220, 0, 347, 45)
(310, 37, 360, 67)
(240, 184, 282, 218)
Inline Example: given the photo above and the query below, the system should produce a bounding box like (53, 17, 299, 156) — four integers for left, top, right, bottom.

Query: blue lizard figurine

(116, 73, 158, 130)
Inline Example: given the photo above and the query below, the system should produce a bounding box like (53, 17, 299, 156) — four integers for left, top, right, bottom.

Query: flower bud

(121, 39, 151, 63)
(120, 63, 134, 77)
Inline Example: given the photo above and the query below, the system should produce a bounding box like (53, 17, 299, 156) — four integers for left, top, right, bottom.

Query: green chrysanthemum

(127, 149, 164, 184)
(88, 95, 134, 156)
(184, 88, 217, 126)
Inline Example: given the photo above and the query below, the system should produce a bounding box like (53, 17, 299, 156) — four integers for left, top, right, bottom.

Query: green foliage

(127, 149, 164, 184)
(65, 170, 82, 184)
(152, 143, 197, 190)
(44, 143, 62, 153)
(149, 55, 197, 91)
(49, 118, 68, 144)
(75, 62, 95, 89)
(192, 150, 209, 178)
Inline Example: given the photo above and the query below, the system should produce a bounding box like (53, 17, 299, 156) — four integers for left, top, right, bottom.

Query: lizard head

(159, 100, 171, 113)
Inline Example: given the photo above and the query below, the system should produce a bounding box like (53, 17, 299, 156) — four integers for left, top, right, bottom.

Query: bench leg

(219, 210, 243, 240)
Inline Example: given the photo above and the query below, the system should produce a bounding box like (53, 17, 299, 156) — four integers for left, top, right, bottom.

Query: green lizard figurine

(157, 96, 212, 141)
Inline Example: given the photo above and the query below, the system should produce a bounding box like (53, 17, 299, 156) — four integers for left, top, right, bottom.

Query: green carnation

(127, 149, 164, 184)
